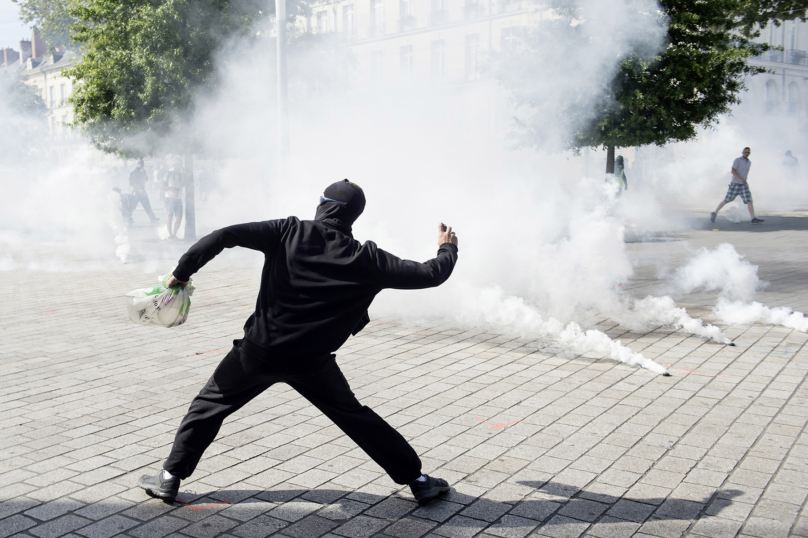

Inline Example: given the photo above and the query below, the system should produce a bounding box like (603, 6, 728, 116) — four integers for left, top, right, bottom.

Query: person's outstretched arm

(374, 223, 459, 290)
(167, 221, 281, 286)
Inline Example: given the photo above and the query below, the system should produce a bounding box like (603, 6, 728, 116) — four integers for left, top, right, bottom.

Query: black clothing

(166, 212, 457, 486)
(164, 343, 422, 484)
(316, 179, 366, 233)
(132, 190, 158, 221)
(129, 167, 149, 191)
(173, 217, 458, 361)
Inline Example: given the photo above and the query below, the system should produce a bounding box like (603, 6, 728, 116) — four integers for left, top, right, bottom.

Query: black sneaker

(710, 212, 716, 223)
(138, 471, 180, 500)
(751, 218, 764, 224)
(410, 475, 450, 506)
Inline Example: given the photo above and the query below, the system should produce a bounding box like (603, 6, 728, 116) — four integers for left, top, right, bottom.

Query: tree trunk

(184, 153, 196, 241)
(605, 145, 615, 174)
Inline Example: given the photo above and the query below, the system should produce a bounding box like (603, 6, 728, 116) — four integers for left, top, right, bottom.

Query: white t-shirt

(165, 169, 183, 199)
(731, 157, 751, 184)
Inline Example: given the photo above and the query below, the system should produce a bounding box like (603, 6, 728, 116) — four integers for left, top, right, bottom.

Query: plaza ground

(2, 210, 808, 538)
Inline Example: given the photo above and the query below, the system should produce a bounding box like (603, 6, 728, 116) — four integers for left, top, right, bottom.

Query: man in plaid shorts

(711, 147, 764, 224)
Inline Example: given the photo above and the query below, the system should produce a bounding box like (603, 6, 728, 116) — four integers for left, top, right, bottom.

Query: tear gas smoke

(3, 0, 803, 374)
(673, 243, 808, 332)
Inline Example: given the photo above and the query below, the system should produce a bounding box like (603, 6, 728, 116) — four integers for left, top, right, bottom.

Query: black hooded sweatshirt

(172, 180, 458, 361)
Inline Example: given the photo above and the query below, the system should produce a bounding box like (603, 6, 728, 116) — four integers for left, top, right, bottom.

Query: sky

(0, 0, 33, 50)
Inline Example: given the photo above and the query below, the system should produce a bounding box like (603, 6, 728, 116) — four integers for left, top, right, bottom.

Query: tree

(66, 0, 273, 240)
(12, 0, 76, 50)
(733, 0, 808, 37)
(498, 0, 799, 173)
(0, 74, 48, 165)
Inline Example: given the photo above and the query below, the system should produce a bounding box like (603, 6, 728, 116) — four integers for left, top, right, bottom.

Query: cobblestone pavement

(2, 213, 808, 538)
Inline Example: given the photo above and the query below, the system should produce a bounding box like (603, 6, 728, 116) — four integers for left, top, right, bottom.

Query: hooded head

(315, 179, 366, 234)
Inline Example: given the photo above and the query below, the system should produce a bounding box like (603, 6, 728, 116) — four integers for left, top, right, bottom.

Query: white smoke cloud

(673, 243, 807, 332)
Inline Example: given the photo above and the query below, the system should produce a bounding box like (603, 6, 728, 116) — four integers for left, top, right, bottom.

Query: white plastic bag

(125, 274, 196, 328)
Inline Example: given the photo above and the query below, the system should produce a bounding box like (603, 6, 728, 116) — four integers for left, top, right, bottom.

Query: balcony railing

(430, 9, 448, 26)
(398, 15, 417, 31)
(786, 49, 807, 66)
(767, 49, 784, 63)
(342, 28, 358, 41)
(464, 2, 484, 19)
(368, 22, 386, 37)
(498, 0, 523, 13)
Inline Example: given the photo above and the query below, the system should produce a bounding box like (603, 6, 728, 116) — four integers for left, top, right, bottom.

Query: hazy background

(2, 0, 807, 371)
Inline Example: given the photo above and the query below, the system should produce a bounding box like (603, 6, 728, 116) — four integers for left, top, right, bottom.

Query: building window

(317, 11, 328, 33)
(431, 40, 446, 81)
(766, 79, 780, 114)
(400, 45, 413, 81)
(501, 27, 521, 51)
(370, 0, 384, 36)
(60, 83, 66, 105)
(49, 86, 55, 108)
(399, 0, 416, 31)
(788, 81, 801, 115)
(431, 0, 447, 25)
(343, 5, 355, 38)
(371, 50, 383, 81)
(465, 34, 479, 80)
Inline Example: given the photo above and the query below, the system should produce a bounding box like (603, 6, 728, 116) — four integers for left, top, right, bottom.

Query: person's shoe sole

(710, 212, 716, 223)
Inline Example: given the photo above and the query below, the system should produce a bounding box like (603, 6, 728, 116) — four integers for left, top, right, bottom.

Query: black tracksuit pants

(163, 342, 422, 485)
(133, 189, 157, 220)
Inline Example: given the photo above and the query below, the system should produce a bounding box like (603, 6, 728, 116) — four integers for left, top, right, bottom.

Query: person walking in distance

(129, 160, 160, 224)
(163, 161, 185, 239)
(137, 179, 459, 506)
(711, 147, 764, 224)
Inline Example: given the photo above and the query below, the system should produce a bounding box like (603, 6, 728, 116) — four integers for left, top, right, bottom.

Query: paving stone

(127, 515, 189, 538)
(484, 515, 538, 538)
(281, 515, 339, 538)
(332, 515, 388, 537)
(7, 224, 808, 538)
(230, 515, 288, 538)
(0, 514, 37, 538)
(383, 516, 436, 538)
(75, 515, 139, 538)
(180, 514, 239, 538)
(28, 514, 92, 538)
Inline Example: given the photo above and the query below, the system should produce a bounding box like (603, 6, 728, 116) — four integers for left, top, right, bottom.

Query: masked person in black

(138, 179, 459, 506)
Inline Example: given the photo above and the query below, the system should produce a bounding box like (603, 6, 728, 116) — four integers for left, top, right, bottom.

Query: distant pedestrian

(615, 155, 628, 195)
(782, 150, 799, 181)
(711, 147, 764, 224)
(163, 161, 185, 239)
(129, 160, 160, 224)
(112, 187, 135, 225)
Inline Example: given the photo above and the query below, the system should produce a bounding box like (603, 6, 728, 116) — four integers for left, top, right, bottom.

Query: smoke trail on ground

(673, 243, 808, 332)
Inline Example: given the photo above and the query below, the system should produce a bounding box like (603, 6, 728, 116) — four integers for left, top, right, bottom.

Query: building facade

(298, 0, 541, 87)
(2, 30, 77, 143)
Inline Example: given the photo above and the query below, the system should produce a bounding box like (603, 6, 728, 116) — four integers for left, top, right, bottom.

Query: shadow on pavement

(688, 215, 808, 233)
(76, 482, 750, 536)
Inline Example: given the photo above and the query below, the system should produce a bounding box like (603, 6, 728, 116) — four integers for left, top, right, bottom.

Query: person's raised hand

(166, 275, 188, 288)
(438, 222, 458, 247)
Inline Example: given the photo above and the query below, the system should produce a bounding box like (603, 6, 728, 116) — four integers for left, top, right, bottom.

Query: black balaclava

(314, 179, 366, 234)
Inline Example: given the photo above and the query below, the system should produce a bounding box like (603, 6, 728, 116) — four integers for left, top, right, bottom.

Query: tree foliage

(732, 0, 808, 36)
(12, 0, 76, 50)
(67, 0, 274, 157)
(499, 0, 798, 158)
